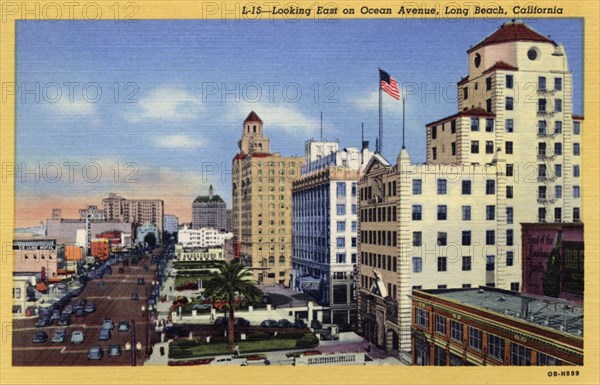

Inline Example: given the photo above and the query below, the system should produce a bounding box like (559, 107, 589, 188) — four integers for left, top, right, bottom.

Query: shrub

(295, 333, 319, 349)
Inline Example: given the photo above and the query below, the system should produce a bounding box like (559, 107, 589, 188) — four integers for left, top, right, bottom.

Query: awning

(299, 276, 321, 291)
(35, 282, 48, 292)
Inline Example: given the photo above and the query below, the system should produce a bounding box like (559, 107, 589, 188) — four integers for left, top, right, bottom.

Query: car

(102, 319, 114, 330)
(88, 346, 103, 360)
(108, 344, 122, 357)
(130, 293, 139, 301)
(62, 305, 73, 316)
(85, 303, 96, 313)
(58, 315, 71, 326)
(293, 319, 308, 329)
(98, 281, 105, 287)
(32, 331, 48, 343)
(137, 277, 144, 285)
(118, 321, 129, 332)
(74, 308, 86, 317)
(148, 297, 156, 306)
(99, 329, 111, 341)
(118, 267, 125, 273)
(261, 294, 273, 304)
(74, 299, 86, 307)
(319, 331, 339, 341)
(276, 319, 293, 328)
(260, 319, 277, 328)
(50, 310, 61, 323)
(70, 330, 84, 343)
(51, 329, 67, 343)
(235, 318, 250, 327)
(213, 317, 228, 326)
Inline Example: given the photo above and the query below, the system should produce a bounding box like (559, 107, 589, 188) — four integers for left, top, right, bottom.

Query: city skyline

(14, 19, 583, 227)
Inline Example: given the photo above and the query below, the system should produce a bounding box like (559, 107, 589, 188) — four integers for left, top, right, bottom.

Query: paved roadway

(12, 251, 161, 366)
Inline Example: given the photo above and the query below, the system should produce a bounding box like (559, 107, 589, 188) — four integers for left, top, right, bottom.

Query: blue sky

(15, 18, 583, 226)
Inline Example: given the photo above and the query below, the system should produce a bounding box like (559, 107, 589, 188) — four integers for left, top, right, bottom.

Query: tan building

(232, 111, 303, 286)
(13, 239, 64, 279)
(357, 22, 583, 363)
(102, 193, 164, 233)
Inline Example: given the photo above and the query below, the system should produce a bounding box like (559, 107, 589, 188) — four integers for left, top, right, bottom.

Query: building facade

(292, 139, 372, 325)
(232, 111, 303, 286)
(411, 287, 583, 366)
(356, 22, 583, 362)
(102, 193, 164, 234)
(178, 226, 233, 248)
(163, 214, 179, 235)
(135, 222, 159, 246)
(13, 239, 64, 279)
(174, 245, 225, 262)
(192, 185, 228, 230)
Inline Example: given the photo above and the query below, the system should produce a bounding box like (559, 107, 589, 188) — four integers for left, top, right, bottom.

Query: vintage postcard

(0, 0, 598, 384)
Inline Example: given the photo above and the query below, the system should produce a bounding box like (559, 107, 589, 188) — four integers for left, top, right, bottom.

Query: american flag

(379, 69, 400, 100)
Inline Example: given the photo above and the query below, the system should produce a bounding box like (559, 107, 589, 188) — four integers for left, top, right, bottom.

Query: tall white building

(292, 139, 373, 325)
(357, 22, 583, 362)
(178, 226, 233, 248)
(163, 214, 179, 235)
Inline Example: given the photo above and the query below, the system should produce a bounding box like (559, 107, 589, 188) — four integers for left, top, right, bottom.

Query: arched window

(279, 255, 285, 265)
(268, 256, 275, 266)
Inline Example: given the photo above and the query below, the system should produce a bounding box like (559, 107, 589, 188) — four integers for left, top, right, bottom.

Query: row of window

(335, 237, 357, 248)
(412, 228, 514, 247)
(336, 221, 357, 232)
(336, 182, 357, 197)
(538, 185, 581, 199)
(360, 252, 397, 272)
(360, 206, 397, 223)
(538, 142, 581, 157)
(412, 205, 501, 223)
(360, 181, 397, 201)
(335, 204, 357, 216)
(540, 207, 581, 223)
(412, 253, 514, 273)
(361, 230, 398, 247)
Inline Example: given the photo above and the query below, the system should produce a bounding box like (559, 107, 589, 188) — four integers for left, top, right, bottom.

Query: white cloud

(350, 91, 403, 117)
(152, 135, 204, 150)
(126, 87, 203, 122)
(48, 99, 96, 116)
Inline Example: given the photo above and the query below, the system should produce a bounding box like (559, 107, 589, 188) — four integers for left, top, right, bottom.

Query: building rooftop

(244, 111, 263, 124)
(193, 194, 225, 203)
(419, 287, 583, 337)
(468, 21, 556, 53)
(426, 107, 495, 127)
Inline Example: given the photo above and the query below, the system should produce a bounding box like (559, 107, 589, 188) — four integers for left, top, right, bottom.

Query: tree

(144, 232, 157, 247)
(203, 260, 262, 352)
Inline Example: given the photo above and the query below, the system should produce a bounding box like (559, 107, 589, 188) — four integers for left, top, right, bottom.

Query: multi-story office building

(102, 193, 164, 234)
(292, 139, 373, 324)
(178, 226, 233, 248)
(192, 185, 228, 230)
(163, 214, 179, 235)
(411, 287, 583, 366)
(232, 111, 303, 286)
(13, 238, 64, 279)
(357, 22, 583, 363)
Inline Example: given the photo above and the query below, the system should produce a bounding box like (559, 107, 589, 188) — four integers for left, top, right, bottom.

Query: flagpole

(402, 96, 406, 149)
(378, 69, 383, 154)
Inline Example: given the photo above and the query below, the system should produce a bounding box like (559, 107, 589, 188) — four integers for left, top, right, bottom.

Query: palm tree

(203, 260, 262, 352)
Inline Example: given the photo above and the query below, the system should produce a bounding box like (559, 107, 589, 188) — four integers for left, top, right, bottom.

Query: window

(511, 343, 531, 366)
(450, 320, 463, 342)
(507, 229, 514, 246)
(538, 142, 547, 157)
(554, 121, 562, 134)
(505, 97, 513, 110)
(573, 186, 580, 198)
(462, 284, 472, 289)
(336, 237, 345, 248)
(506, 74, 514, 89)
(555, 185, 562, 199)
(413, 231, 422, 246)
(437, 256, 447, 272)
(351, 237, 357, 247)
(437, 205, 447, 220)
(471, 118, 479, 131)
(486, 141, 494, 154)
(462, 206, 471, 221)
(451, 142, 456, 155)
(434, 346, 447, 366)
(506, 185, 513, 199)
(471, 141, 479, 154)
(486, 255, 495, 271)
(336, 204, 345, 215)
(431, 126, 437, 139)
(415, 308, 429, 328)
(412, 256, 423, 273)
(538, 352, 562, 366)
(463, 86, 468, 100)
(573, 207, 581, 222)
(486, 180, 495, 194)
(538, 76, 546, 91)
(437, 232, 447, 246)
(486, 205, 495, 220)
(337, 221, 345, 232)
(336, 182, 346, 197)
(462, 180, 471, 195)
(505, 141, 513, 154)
(351, 204, 357, 215)
(412, 179, 422, 195)
(435, 315, 447, 335)
(555, 99, 562, 112)
(486, 118, 494, 132)
(538, 98, 546, 112)
(555, 164, 562, 177)
(507, 207, 514, 224)
(462, 256, 472, 271)
(538, 186, 547, 199)
(462, 231, 471, 246)
(486, 231, 495, 245)
(539, 164, 547, 178)
(539, 207, 547, 222)
(573, 143, 580, 156)
(573, 121, 580, 135)
(507, 251, 514, 266)
(486, 98, 492, 113)
(336, 253, 346, 264)
(451, 120, 456, 133)
(554, 77, 562, 91)
(554, 207, 562, 223)
(412, 205, 422, 220)
(573, 165, 580, 177)
(554, 143, 562, 156)
(351, 182, 357, 196)
(437, 179, 447, 195)
(488, 334, 505, 361)
(538, 120, 547, 134)
(505, 119, 514, 133)
(506, 164, 514, 177)
(351, 221, 357, 232)
(468, 327, 482, 351)
(485, 77, 492, 90)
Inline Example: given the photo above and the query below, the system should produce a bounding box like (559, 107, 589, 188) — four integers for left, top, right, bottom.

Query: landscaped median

(168, 332, 319, 360)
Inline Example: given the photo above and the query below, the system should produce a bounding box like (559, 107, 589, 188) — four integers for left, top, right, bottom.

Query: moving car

(51, 329, 67, 343)
(108, 344, 122, 357)
(102, 319, 114, 330)
(137, 277, 145, 284)
(88, 346, 103, 360)
(32, 331, 48, 343)
(85, 303, 96, 313)
(99, 328, 111, 341)
(118, 321, 130, 332)
(74, 307, 86, 317)
(50, 310, 61, 323)
(118, 267, 125, 273)
(57, 315, 71, 326)
(35, 317, 51, 327)
(130, 293, 139, 301)
(71, 330, 84, 343)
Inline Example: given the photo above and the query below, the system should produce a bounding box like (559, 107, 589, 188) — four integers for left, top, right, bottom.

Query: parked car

(35, 316, 51, 327)
(57, 315, 71, 326)
(319, 331, 339, 341)
(130, 293, 139, 301)
(102, 319, 114, 330)
(293, 319, 308, 329)
(137, 277, 145, 285)
(213, 317, 227, 326)
(98, 281, 105, 288)
(51, 329, 67, 343)
(260, 319, 277, 328)
(74, 299, 86, 307)
(88, 346, 103, 360)
(276, 319, 293, 328)
(235, 318, 250, 327)
(118, 267, 125, 274)
(261, 294, 272, 304)
(108, 344, 122, 357)
(32, 331, 48, 343)
(73, 308, 86, 317)
(118, 321, 129, 332)
(99, 329, 111, 341)
(71, 330, 84, 343)
(62, 305, 73, 316)
(85, 303, 96, 313)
